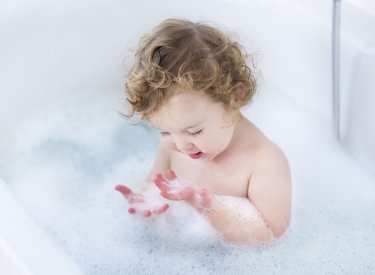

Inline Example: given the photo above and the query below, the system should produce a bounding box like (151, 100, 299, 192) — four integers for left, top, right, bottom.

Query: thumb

(115, 185, 133, 201)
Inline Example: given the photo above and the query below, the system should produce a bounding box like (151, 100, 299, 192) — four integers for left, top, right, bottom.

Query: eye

(189, 129, 203, 137)
(160, 131, 170, 136)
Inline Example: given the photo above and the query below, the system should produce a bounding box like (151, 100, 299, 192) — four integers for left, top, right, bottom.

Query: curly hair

(125, 18, 257, 120)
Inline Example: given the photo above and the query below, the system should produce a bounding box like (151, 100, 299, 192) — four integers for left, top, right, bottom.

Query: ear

(231, 82, 248, 109)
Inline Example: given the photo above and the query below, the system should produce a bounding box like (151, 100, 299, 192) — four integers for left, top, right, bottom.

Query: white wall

(1, 0, 374, 172)
(340, 1, 375, 174)
(0, 0, 334, 144)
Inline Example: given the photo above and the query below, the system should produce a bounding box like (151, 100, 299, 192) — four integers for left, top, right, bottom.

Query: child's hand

(115, 185, 169, 217)
(153, 170, 214, 211)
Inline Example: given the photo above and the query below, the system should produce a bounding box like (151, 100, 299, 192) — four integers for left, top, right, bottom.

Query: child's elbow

(245, 216, 290, 244)
(270, 217, 290, 238)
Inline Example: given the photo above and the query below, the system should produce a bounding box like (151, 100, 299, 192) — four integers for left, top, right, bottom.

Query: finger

(128, 207, 136, 214)
(115, 185, 133, 199)
(155, 204, 169, 214)
(161, 187, 194, 201)
(167, 169, 177, 180)
(161, 191, 182, 200)
(143, 210, 152, 217)
(153, 174, 169, 193)
(154, 173, 167, 183)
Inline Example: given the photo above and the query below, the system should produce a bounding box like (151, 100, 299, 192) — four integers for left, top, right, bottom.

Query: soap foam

(1, 85, 375, 274)
(210, 195, 273, 244)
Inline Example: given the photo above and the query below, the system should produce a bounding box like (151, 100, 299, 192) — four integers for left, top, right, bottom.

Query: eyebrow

(181, 121, 204, 130)
(152, 121, 204, 132)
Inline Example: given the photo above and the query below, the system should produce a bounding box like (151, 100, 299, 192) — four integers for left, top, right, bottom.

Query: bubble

(1, 86, 375, 274)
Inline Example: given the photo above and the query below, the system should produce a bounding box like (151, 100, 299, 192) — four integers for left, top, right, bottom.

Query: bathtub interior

(1, 0, 375, 274)
(340, 1, 375, 175)
(1, 81, 375, 274)
(0, 178, 83, 275)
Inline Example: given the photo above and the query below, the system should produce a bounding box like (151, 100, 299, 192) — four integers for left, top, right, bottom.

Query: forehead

(149, 90, 224, 129)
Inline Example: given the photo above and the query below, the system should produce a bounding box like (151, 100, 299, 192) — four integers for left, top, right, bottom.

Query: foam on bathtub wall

(0, 178, 84, 275)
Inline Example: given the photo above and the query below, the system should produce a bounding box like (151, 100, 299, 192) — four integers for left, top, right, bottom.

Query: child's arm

(207, 145, 291, 243)
(145, 139, 171, 182)
(197, 195, 273, 243)
(208, 144, 291, 243)
(154, 144, 291, 244)
(154, 173, 273, 243)
(247, 143, 291, 238)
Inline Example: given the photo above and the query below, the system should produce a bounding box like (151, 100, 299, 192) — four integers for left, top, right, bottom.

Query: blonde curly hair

(125, 18, 257, 120)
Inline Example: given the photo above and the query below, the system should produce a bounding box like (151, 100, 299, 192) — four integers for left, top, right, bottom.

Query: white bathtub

(1, 0, 375, 274)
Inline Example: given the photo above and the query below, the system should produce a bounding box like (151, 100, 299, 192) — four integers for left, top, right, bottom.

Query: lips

(188, 152, 203, 159)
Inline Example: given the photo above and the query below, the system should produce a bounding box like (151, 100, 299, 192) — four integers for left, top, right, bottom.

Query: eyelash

(160, 130, 203, 137)
(189, 130, 203, 137)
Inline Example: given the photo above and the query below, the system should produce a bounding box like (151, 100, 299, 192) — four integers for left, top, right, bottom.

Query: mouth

(188, 151, 203, 159)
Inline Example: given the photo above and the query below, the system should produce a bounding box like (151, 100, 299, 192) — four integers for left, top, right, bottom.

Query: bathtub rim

(0, 177, 84, 275)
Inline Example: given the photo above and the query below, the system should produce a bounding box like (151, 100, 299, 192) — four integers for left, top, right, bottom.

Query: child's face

(149, 89, 236, 161)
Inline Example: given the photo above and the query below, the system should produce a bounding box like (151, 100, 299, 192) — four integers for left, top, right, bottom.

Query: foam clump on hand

(150, 197, 221, 246)
(164, 178, 195, 194)
(143, 179, 222, 244)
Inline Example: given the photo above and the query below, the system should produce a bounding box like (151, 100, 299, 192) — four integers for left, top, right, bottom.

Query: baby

(115, 18, 291, 244)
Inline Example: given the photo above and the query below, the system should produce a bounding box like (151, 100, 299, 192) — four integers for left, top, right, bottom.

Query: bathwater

(0, 83, 374, 274)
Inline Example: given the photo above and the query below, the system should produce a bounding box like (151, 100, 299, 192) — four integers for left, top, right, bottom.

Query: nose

(172, 135, 193, 152)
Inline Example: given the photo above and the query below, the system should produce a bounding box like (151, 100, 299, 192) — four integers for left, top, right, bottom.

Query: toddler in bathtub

(115, 18, 291, 244)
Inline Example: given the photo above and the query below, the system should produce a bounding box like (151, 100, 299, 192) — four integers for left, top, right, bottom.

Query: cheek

(208, 126, 234, 149)
(196, 133, 222, 151)
(163, 137, 177, 150)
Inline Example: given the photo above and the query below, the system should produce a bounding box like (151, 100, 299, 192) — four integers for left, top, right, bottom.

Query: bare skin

(116, 88, 291, 244)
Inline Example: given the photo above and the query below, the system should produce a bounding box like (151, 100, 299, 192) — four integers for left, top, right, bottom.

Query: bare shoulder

(247, 133, 292, 238)
(253, 140, 291, 179)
